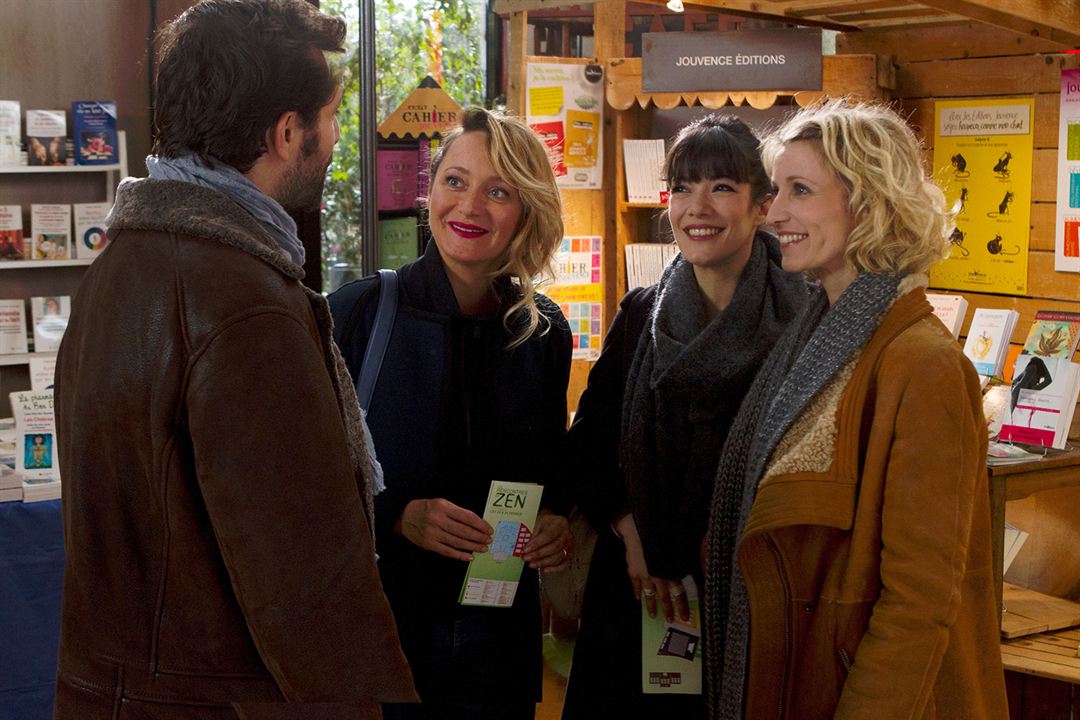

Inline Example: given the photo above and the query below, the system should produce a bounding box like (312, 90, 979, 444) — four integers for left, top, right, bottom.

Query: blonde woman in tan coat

(703, 100, 1008, 719)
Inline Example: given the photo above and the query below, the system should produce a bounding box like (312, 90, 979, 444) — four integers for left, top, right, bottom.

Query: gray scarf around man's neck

(703, 270, 904, 720)
(145, 153, 306, 267)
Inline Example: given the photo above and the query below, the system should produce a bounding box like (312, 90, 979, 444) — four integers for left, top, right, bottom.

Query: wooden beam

(493, 0, 599, 13)
(916, 0, 1080, 47)
(505, 11, 527, 115)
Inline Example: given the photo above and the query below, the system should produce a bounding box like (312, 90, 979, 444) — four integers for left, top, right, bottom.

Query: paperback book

(71, 101, 117, 165)
(377, 216, 418, 270)
(73, 202, 110, 259)
(10, 389, 61, 501)
(622, 139, 668, 205)
(29, 355, 57, 391)
(25, 110, 67, 166)
(625, 242, 677, 291)
(459, 480, 543, 608)
(0, 100, 19, 165)
(0, 204, 24, 260)
(925, 292, 968, 340)
(30, 204, 71, 260)
(962, 308, 1019, 378)
(0, 299, 28, 354)
(30, 296, 70, 353)
(376, 149, 418, 212)
(641, 575, 702, 695)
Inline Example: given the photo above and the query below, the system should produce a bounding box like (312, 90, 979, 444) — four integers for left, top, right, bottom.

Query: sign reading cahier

(642, 28, 822, 93)
(459, 481, 543, 608)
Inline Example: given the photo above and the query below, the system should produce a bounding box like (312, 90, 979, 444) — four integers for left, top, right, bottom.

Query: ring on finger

(642, 588, 657, 597)
(562, 547, 569, 558)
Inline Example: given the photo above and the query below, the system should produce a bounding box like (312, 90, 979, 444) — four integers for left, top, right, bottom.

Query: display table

(0, 499, 63, 720)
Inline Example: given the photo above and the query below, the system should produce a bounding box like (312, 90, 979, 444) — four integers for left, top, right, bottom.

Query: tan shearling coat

(737, 288, 1008, 720)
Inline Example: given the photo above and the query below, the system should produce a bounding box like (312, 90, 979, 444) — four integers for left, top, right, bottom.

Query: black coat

(329, 242, 572, 704)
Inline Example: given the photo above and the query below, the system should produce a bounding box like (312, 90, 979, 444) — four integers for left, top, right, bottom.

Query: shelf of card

(0, 352, 56, 367)
(0, 163, 121, 174)
(0, 259, 93, 270)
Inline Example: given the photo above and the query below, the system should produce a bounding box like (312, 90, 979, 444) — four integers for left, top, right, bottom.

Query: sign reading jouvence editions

(642, 29, 822, 93)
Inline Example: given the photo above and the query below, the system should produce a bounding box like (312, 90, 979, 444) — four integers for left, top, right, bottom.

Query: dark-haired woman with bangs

(561, 115, 807, 718)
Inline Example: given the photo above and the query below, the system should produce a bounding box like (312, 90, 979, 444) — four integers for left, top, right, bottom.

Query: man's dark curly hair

(152, 0, 345, 172)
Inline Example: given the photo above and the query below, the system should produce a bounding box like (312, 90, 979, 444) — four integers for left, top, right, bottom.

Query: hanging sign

(526, 62, 604, 190)
(1055, 68, 1080, 273)
(930, 97, 1035, 296)
(642, 29, 821, 93)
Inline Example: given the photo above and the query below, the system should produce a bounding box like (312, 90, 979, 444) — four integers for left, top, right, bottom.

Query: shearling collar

(106, 177, 305, 280)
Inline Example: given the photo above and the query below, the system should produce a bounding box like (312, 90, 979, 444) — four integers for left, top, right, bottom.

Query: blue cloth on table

(0, 499, 63, 720)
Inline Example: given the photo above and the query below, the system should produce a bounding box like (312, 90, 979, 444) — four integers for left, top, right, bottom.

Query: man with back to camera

(52, 1, 416, 718)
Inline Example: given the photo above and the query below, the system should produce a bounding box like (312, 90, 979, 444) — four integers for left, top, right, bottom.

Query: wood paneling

(837, 22, 1068, 62)
(896, 54, 1080, 99)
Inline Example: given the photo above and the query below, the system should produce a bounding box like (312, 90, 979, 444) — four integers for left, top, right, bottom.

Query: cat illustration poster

(931, 97, 1034, 295)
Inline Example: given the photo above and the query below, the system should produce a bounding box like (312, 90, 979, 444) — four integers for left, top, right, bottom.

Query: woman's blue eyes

(444, 175, 512, 199)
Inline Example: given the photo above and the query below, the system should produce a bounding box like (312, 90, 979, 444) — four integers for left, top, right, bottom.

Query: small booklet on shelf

(30, 204, 71, 260)
(0, 204, 24, 260)
(30, 296, 70, 353)
(0, 100, 19, 166)
(10, 389, 61, 502)
(625, 242, 677, 290)
(25, 110, 67, 166)
(0, 299, 29, 354)
(459, 480, 542, 608)
(999, 311, 1080, 450)
(377, 216, 418, 270)
(29, 355, 57, 391)
(641, 575, 702, 695)
(622, 139, 667, 205)
(962, 308, 1018, 378)
(73, 202, 110, 259)
(925, 292, 968, 340)
(376, 148, 418, 211)
(71, 101, 118, 165)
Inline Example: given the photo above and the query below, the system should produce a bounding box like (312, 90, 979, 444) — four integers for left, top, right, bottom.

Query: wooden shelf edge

(0, 352, 57, 367)
(0, 259, 94, 270)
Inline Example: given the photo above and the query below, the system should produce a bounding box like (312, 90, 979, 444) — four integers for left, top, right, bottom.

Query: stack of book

(962, 308, 1019, 379)
(625, 243, 677, 291)
(925, 292, 968, 340)
(999, 311, 1080, 450)
(622, 139, 667, 205)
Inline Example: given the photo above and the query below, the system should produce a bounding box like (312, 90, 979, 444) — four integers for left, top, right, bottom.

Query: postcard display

(542, 236, 604, 361)
(930, 98, 1035, 295)
(374, 77, 464, 271)
(1056, 69, 1080, 272)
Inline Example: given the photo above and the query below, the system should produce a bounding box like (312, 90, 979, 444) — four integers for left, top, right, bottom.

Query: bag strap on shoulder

(355, 268, 399, 412)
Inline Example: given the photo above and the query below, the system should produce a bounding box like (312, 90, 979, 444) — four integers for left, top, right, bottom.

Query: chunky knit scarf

(621, 233, 806, 580)
(704, 271, 904, 719)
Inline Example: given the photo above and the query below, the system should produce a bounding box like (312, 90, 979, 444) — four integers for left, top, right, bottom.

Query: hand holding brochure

(459, 481, 542, 608)
(641, 575, 702, 695)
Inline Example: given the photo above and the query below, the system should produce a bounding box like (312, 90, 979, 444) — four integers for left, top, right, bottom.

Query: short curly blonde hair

(430, 108, 563, 348)
(761, 98, 952, 275)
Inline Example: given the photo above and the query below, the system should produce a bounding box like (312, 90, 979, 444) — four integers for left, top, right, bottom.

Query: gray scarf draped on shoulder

(621, 232, 807, 581)
(704, 270, 904, 720)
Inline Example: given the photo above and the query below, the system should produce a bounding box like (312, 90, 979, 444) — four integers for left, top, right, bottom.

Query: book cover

(530, 120, 566, 178)
(71, 101, 117, 165)
(30, 204, 71, 259)
(641, 575, 702, 695)
(1000, 356, 1080, 449)
(459, 481, 543, 608)
(25, 110, 67, 166)
(622, 139, 667, 205)
(377, 216, 418, 270)
(29, 355, 57, 391)
(0, 299, 28, 354)
(10, 389, 60, 486)
(963, 308, 1018, 377)
(925, 293, 968, 340)
(29, 296, 70, 353)
(376, 149, 418, 212)
(1019, 310, 1080, 360)
(0, 204, 24, 260)
(0, 100, 19, 166)
(73, 202, 111, 258)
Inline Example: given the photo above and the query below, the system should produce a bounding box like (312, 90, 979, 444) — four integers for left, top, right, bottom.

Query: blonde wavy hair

(761, 98, 952, 275)
(429, 107, 563, 348)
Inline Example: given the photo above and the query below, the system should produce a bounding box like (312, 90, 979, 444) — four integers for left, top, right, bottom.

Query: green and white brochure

(458, 480, 543, 608)
(641, 575, 702, 694)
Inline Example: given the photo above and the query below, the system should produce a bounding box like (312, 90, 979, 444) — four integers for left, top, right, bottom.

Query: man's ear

(265, 111, 301, 162)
